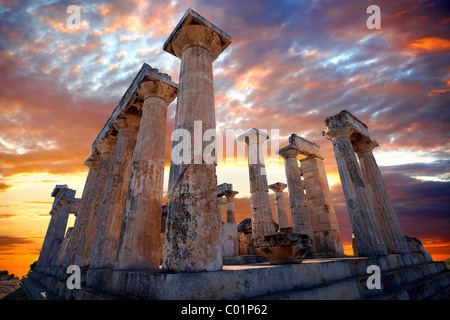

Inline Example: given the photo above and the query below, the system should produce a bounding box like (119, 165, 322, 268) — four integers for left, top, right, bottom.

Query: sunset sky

(0, 0, 449, 277)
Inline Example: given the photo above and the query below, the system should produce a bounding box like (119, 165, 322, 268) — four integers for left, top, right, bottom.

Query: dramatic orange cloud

(410, 37, 450, 51)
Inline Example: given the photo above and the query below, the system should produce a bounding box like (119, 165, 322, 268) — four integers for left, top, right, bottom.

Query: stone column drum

(268, 182, 290, 229)
(238, 129, 277, 239)
(224, 190, 238, 223)
(36, 185, 76, 269)
(74, 136, 117, 268)
(353, 138, 410, 254)
(61, 155, 99, 270)
(277, 146, 315, 243)
(89, 114, 140, 270)
(162, 9, 231, 272)
(323, 111, 387, 256)
(115, 76, 177, 271)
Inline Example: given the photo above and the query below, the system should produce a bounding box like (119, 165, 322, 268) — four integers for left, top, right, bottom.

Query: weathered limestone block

(268, 182, 290, 230)
(221, 222, 239, 257)
(115, 73, 177, 271)
(251, 233, 312, 265)
(74, 137, 117, 268)
(237, 218, 258, 255)
(238, 129, 277, 239)
(323, 110, 387, 257)
(162, 9, 231, 273)
(297, 151, 345, 256)
(89, 114, 140, 271)
(353, 138, 410, 254)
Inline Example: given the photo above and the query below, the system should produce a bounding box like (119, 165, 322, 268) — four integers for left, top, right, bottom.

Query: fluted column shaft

(37, 199, 72, 268)
(354, 139, 410, 254)
(224, 190, 238, 223)
(89, 115, 140, 270)
(62, 156, 99, 269)
(74, 137, 116, 268)
(115, 79, 176, 271)
(328, 130, 387, 256)
(268, 183, 290, 229)
(239, 130, 276, 239)
(163, 23, 226, 273)
(278, 146, 314, 242)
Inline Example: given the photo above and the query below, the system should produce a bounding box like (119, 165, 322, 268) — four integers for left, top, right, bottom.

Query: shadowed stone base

(250, 233, 312, 265)
(23, 253, 450, 300)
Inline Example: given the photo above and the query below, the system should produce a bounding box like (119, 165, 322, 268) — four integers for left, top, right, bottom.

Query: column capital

(237, 128, 269, 145)
(113, 114, 140, 133)
(268, 182, 287, 192)
(137, 79, 178, 105)
(96, 137, 116, 154)
(276, 145, 300, 159)
(84, 154, 100, 169)
(223, 190, 239, 199)
(352, 137, 379, 153)
(323, 110, 371, 141)
(164, 8, 231, 61)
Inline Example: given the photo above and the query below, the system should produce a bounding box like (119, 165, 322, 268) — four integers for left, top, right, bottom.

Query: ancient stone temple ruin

(23, 9, 450, 300)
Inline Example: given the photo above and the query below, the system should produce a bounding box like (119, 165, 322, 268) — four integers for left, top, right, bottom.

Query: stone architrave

(268, 182, 290, 229)
(323, 110, 387, 256)
(115, 74, 177, 271)
(353, 137, 410, 254)
(89, 114, 140, 270)
(289, 134, 344, 256)
(61, 154, 99, 269)
(238, 129, 277, 239)
(162, 9, 231, 273)
(277, 145, 315, 244)
(74, 136, 117, 268)
(36, 185, 76, 270)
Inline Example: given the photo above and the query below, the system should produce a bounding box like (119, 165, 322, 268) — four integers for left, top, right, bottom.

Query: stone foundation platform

(22, 253, 450, 300)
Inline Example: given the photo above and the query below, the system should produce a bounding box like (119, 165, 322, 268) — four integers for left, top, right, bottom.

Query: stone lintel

(323, 110, 370, 140)
(289, 133, 323, 159)
(164, 8, 232, 61)
(237, 128, 269, 145)
(88, 63, 177, 160)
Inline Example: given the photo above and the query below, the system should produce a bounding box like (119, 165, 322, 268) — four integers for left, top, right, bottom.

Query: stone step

(249, 261, 450, 300)
(21, 275, 62, 300)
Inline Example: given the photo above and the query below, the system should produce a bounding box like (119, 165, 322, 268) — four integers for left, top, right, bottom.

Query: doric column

(162, 9, 231, 272)
(353, 138, 410, 254)
(115, 76, 177, 271)
(74, 136, 116, 268)
(62, 155, 99, 269)
(268, 182, 290, 229)
(238, 129, 277, 239)
(36, 185, 76, 269)
(223, 190, 238, 223)
(89, 114, 140, 270)
(277, 146, 314, 243)
(323, 111, 387, 256)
